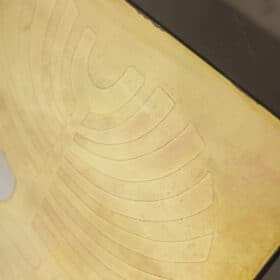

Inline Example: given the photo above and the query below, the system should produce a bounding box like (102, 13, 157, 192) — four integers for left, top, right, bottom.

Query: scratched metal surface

(0, 0, 279, 279)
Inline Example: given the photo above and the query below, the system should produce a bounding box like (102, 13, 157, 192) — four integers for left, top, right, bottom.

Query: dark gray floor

(255, 248, 280, 280)
(262, 256, 280, 280)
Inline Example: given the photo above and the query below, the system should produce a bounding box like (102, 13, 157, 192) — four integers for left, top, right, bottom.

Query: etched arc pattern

(1, 0, 215, 279)
(0, 0, 55, 175)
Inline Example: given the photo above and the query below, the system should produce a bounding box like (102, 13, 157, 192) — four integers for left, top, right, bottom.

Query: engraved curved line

(77, 101, 184, 162)
(41, 198, 169, 280)
(20, 0, 49, 144)
(0, 2, 44, 172)
(35, 207, 116, 280)
(81, 86, 169, 131)
(82, 88, 175, 139)
(57, 168, 213, 244)
(75, 124, 190, 161)
(78, 91, 177, 153)
(88, 63, 145, 96)
(58, 163, 213, 221)
(80, 72, 159, 132)
(0, 235, 16, 280)
(67, 144, 203, 184)
(0, 79, 40, 172)
(61, 23, 97, 120)
(49, 185, 213, 264)
(17, 0, 74, 137)
(51, 0, 79, 121)
(70, 25, 144, 115)
(32, 215, 78, 278)
(22, 0, 60, 154)
(70, 26, 96, 112)
(59, 161, 213, 223)
(41, 0, 67, 125)
(59, 18, 80, 119)
(64, 144, 211, 203)
(88, 66, 145, 114)
(58, 163, 213, 242)
(87, 54, 144, 90)
(65, 143, 208, 202)
(43, 200, 124, 280)
(71, 124, 204, 181)
(88, 65, 145, 114)
(49, 187, 213, 264)
(0, 207, 41, 269)
(34, 213, 167, 280)
(48, 0, 80, 123)
(65, 152, 207, 202)
(33, 213, 59, 251)
(84, 70, 145, 131)
(10, 0, 46, 154)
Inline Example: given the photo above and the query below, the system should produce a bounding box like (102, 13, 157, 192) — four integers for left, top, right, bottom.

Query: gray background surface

(0, 153, 15, 201)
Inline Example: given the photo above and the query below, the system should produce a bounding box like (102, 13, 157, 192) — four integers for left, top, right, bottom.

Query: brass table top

(0, 0, 279, 279)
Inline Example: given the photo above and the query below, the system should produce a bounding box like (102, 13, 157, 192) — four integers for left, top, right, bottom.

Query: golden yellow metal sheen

(0, 0, 279, 279)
